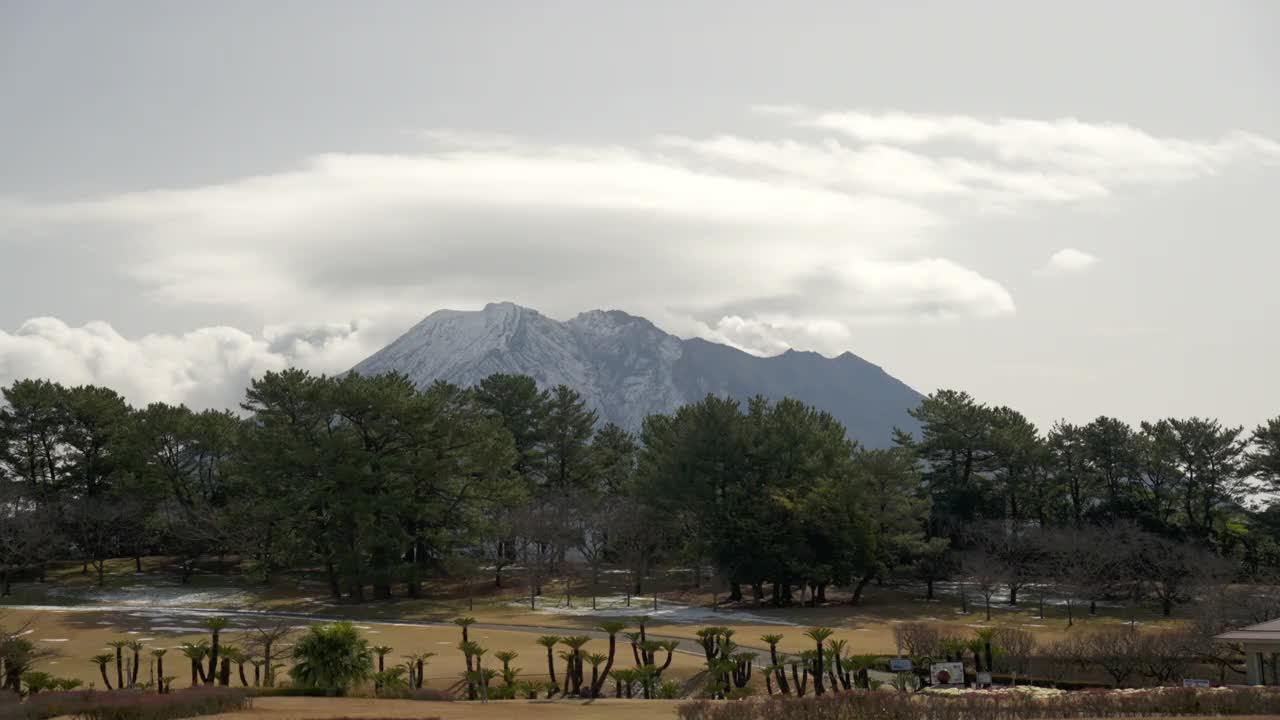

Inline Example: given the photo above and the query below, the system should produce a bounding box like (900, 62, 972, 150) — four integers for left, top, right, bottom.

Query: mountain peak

(353, 304, 922, 446)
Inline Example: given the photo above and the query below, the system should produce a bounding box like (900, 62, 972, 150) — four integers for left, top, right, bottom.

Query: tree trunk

(325, 560, 340, 598)
(100, 665, 113, 691)
(850, 574, 874, 605)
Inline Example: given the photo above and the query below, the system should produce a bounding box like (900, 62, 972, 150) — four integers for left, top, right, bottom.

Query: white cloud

(1046, 248, 1099, 273)
(1, 107, 1275, 407)
(0, 318, 379, 410)
(775, 108, 1280, 184)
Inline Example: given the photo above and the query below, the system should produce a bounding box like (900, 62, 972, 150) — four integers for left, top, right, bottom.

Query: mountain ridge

(352, 302, 923, 446)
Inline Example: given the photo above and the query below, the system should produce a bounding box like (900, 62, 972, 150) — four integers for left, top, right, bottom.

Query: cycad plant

(610, 668, 634, 698)
(124, 640, 145, 687)
(150, 649, 168, 694)
(469, 667, 499, 702)
(974, 627, 998, 675)
(90, 653, 114, 691)
(221, 646, 249, 686)
(591, 621, 626, 697)
(760, 634, 790, 694)
(458, 641, 485, 700)
(494, 651, 519, 688)
(584, 653, 607, 698)
(560, 636, 590, 696)
(107, 640, 128, 690)
(803, 627, 834, 695)
(202, 617, 230, 686)
(288, 621, 374, 697)
(536, 635, 561, 696)
(180, 641, 210, 686)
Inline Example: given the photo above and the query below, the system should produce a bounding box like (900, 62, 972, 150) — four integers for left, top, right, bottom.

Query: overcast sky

(1, 1, 1278, 431)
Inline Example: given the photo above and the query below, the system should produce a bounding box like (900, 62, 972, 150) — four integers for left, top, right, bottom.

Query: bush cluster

(0, 688, 249, 720)
(676, 687, 1280, 720)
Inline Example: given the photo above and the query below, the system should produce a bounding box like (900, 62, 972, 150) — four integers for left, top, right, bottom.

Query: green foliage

(287, 622, 373, 696)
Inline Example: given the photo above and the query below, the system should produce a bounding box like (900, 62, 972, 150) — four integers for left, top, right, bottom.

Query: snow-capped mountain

(352, 302, 923, 446)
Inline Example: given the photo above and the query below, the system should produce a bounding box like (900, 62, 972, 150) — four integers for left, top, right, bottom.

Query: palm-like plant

(804, 628, 834, 695)
(458, 641, 485, 700)
(107, 640, 128, 690)
(610, 668, 634, 698)
(90, 653, 114, 691)
(415, 652, 435, 689)
(583, 652, 607, 698)
(372, 645, 392, 673)
(760, 634, 790, 694)
(180, 641, 210, 687)
(560, 636, 590, 696)
(536, 635, 561, 695)
(373, 666, 408, 695)
(453, 616, 476, 645)
(288, 621, 373, 697)
(966, 637, 986, 678)
(591, 621, 625, 697)
(974, 627, 998, 674)
(654, 640, 679, 676)
(468, 667, 499, 702)
(762, 663, 783, 695)
(494, 650, 519, 687)
(123, 640, 145, 687)
(222, 645, 250, 686)
(202, 617, 230, 685)
(21, 671, 54, 695)
(151, 649, 168, 694)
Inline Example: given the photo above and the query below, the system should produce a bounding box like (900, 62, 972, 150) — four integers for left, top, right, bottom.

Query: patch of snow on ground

(513, 595, 798, 625)
(49, 583, 255, 607)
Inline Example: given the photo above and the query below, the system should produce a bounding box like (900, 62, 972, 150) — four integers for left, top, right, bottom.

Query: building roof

(1216, 618, 1280, 642)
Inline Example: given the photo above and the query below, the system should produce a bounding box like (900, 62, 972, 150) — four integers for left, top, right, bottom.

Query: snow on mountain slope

(352, 302, 922, 446)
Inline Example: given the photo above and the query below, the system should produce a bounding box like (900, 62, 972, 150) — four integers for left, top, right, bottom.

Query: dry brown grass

(2, 609, 706, 691)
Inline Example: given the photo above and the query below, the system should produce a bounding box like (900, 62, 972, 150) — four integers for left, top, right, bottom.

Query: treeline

(1, 373, 1278, 618)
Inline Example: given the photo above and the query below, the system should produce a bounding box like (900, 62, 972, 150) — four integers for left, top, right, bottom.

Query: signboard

(1182, 678, 1211, 688)
(976, 672, 992, 687)
(931, 662, 964, 686)
(889, 658, 913, 672)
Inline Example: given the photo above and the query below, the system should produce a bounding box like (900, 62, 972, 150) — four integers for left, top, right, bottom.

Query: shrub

(6, 688, 249, 720)
(893, 623, 941, 658)
(289, 622, 373, 696)
(655, 680, 684, 699)
(675, 686, 1280, 720)
(372, 687, 454, 702)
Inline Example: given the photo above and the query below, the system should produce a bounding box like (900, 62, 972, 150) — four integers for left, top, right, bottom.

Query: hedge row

(0, 688, 250, 720)
(677, 687, 1280, 720)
